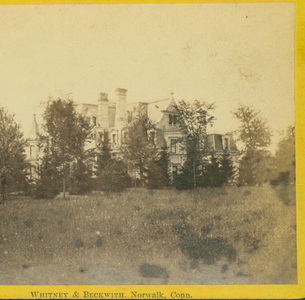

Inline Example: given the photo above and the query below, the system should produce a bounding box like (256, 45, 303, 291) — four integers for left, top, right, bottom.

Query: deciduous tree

(174, 99, 215, 188)
(122, 106, 157, 187)
(40, 97, 93, 198)
(232, 105, 272, 185)
(270, 126, 295, 185)
(0, 108, 29, 201)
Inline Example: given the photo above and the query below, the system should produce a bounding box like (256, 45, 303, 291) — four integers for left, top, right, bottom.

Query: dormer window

(169, 114, 177, 125)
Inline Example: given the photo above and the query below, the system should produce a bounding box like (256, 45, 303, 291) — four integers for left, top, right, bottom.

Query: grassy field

(0, 185, 297, 284)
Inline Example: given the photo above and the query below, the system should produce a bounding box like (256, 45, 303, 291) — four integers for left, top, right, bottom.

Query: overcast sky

(0, 3, 295, 150)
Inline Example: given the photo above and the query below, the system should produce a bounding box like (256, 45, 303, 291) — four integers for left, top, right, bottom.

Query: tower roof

(28, 114, 39, 140)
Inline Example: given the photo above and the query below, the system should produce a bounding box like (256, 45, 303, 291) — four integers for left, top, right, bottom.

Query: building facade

(27, 88, 239, 179)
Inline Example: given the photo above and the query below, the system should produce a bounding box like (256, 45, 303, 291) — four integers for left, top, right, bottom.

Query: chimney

(97, 92, 109, 128)
(115, 88, 127, 129)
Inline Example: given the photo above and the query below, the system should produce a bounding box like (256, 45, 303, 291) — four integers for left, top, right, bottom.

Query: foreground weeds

(0, 185, 296, 284)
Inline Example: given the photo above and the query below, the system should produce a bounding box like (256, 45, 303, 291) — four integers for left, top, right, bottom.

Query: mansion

(26, 88, 238, 179)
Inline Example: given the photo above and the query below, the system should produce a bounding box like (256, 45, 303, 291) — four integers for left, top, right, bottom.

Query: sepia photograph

(0, 1, 297, 292)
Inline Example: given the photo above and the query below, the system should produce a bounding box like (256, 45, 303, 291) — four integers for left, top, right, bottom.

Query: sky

(0, 3, 295, 151)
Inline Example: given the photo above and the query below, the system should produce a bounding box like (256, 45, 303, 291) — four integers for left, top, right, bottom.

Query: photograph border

(0, 0, 303, 298)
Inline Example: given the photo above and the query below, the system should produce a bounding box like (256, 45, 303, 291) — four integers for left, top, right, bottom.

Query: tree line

(0, 97, 295, 200)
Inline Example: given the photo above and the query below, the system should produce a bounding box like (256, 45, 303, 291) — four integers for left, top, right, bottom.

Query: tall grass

(0, 185, 296, 284)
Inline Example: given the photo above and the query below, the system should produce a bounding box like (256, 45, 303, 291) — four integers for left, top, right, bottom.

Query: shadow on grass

(173, 222, 236, 265)
(272, 184, 294, 206)
(139, 263, 169, 279)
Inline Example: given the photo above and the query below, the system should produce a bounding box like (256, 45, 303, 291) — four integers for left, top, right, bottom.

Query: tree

(232, 105, 272, 185)
(174, 99, 215, 188)
(270, 126, 295, 185)
(218, 150, 235, 185)
(68, 157, 94, 195)
(200, 150, 235, 187)
(40, 97, 93, 198)
(122, 106, 158, 187)
(0, 107, 29, 201)
(32, 138, 61, 199)
(96, 132, 131, 192)
(157, 147, 171, 187)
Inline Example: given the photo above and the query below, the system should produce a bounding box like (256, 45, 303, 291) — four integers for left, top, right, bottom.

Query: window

(224, 137, 229, 150)
(149, 132, 155, 144)
(30, 145, 35, 158)
(172, 166, 178, 177)
(112, 134, 116, 145)
(92, 117, 97, 126)
(173, 115, 177, 125)
(170, 139, 176, 153)
(169, 114, 177, 125)
(30, 166, 35, 180)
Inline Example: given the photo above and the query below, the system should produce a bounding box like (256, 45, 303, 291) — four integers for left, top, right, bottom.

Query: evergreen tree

(157, 147, 171, 187)
(146, 147, 171, 189)
(32, 138, 61, 199)
(68, 157, 93, 195)
(96, 133, 131, 192)
(218, 150, 235, 186)
(202, 151, 222, 187)
(197, 151, 235, 188)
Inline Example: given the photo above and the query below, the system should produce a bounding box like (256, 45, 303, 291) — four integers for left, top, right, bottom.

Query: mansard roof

(205, 133, 238, 152)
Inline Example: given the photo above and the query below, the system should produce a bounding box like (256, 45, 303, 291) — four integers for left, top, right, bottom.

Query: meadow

(0, 185, 296, 285)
